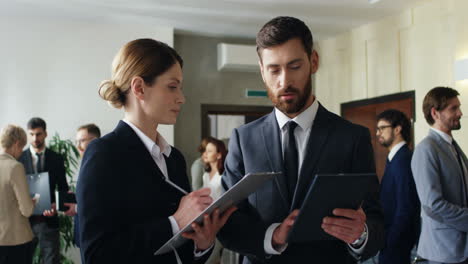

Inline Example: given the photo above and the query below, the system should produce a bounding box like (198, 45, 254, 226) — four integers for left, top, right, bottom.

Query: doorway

(201, 104, 273, 141)
(341, 91, 415, 181)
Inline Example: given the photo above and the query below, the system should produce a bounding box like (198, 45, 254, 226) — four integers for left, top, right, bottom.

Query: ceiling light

(369, 0, 382, 4)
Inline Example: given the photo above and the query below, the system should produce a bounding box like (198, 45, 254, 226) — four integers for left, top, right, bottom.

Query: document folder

(27, 172, 51, 216)
(154, 171, 280, 255)
(287, 173, 375, 243)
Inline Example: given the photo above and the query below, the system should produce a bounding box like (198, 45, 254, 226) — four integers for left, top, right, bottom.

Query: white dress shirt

(29, 146, 45, 173)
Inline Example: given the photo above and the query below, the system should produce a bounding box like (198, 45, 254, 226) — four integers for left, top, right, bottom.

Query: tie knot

(35, 152, 42, 157)
(287, 121, 298, 133)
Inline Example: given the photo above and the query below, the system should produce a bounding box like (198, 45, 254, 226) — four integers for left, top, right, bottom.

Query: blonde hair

(0, 124, 27, 150)
(99, 38, 183, 109)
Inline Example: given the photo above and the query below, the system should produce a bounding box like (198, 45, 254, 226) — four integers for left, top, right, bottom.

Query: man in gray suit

(411, 86, 468, 264)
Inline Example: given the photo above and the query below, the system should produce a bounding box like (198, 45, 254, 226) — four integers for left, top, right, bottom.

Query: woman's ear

(130, 76, 146, 100)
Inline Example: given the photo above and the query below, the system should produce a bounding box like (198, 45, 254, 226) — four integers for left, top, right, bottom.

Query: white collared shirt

(29, 146, 45, 173)
(275, 99, 319, 174)
(388, 141, 406, 162)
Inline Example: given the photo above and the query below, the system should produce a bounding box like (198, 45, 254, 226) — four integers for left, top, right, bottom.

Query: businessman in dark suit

(19, 117, 70, 264)
(217, 16, 384, 264)
(376, 109, 420, 264)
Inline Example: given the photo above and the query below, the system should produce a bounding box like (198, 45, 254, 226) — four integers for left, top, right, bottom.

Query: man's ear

(431, 107, 439, 122)
(310, 50, 319, 74)
(394, 125, 402, 135)
(130, 76, 146, 100)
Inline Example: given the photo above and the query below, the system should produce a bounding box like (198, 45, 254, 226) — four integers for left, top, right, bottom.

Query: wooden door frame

(201, 104, 273, 139)
(341, 91, 416, 121)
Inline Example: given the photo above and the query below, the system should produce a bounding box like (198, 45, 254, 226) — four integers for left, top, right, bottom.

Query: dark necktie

(453, 140, 466, 179)
(284, 121, 299, 203)
(36, 152, 43, 173)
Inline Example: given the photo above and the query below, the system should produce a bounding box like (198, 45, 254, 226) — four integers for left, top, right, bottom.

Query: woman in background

(77, 38, 235, 264)
(0, 125, 35, 264)
(202, 137, 227, 200)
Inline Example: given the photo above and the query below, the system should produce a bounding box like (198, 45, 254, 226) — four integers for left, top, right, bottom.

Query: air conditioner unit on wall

(217, 43, 259, 72)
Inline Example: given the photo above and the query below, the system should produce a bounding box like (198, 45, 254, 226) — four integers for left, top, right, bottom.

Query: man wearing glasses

(376, 109, 420, 264)
(73, 123, 101, 248)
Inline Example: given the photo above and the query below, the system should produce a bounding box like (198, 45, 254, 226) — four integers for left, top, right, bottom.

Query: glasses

(376, 125, 393, 133)
(75, 137, 93, 145)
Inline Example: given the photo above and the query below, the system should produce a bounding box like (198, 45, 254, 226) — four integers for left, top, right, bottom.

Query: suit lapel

(24, 150, 34, 174)
(429, 130, 468, 205)
(292, 104, 334, 209)
(114, 121, 166, 183)
(261, 112, 289, 209)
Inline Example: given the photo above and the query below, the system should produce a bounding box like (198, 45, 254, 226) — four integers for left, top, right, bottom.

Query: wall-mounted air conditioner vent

(217, 43, 259, 72)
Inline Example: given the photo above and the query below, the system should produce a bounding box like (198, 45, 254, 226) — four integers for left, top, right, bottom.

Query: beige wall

(315, 0, 468, 151)
(174, 34, 270, 167)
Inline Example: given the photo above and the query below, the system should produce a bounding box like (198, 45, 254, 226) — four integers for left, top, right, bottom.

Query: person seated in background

(191, 137, 209, 191)
(0, 124, 36, 264)
(73, 123, 101, 249)
(375, 109, 420, 264)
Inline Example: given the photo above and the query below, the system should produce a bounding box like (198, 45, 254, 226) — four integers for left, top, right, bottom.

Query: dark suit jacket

(218, 104, 384, 264)
(379, 144, 420, 264)
(77, 121, 211, 264)
(19, 148, 69, 228)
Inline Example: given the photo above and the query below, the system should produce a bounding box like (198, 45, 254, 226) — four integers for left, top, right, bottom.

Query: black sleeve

(352, 127, 385, 261)
(217, 128, 270, 261)
(77, 141, 174, 263)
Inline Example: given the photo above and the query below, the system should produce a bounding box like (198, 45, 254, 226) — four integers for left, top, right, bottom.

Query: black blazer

(379, 144, 420, 264)
(218, 104, 384, 264)
(19, 148, 69, 228)
(77, 121, 210, 264)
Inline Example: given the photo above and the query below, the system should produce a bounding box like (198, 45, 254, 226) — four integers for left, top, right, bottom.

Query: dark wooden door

(341, 91, 415, 181)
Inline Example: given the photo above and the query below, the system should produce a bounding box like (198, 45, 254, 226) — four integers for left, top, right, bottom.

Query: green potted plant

(33, 133, 79, 264)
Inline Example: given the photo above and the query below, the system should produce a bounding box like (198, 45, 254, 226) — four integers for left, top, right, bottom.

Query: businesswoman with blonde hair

(77, 38, 236, 264)
(0, 125, 35, 264)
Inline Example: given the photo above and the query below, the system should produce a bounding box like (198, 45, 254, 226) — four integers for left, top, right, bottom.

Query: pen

(165, 178, 188, 195)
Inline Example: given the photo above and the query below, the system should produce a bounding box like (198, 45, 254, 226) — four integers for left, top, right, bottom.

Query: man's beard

(32, 141, 44, 149)
(379, 133, 395, 148)
(266, 75, 312, 115)
(441, 115, 461, 131)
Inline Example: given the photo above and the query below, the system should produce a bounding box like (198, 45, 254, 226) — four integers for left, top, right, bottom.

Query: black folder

(287, 173, 375, 243)
(27, 172, 52, 215)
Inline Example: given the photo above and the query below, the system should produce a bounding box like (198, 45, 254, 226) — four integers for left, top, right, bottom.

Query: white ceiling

(2, 0, 426, 40)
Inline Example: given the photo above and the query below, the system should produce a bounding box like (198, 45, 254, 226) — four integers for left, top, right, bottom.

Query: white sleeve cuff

(348, 224, 368, 254)
(194, 243, 214, 257)
(264, 223, 287, 255)
(168, 216, 180, 236)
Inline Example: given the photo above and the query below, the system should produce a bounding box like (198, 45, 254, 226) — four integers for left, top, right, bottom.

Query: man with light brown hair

(412, 86, 467, 264)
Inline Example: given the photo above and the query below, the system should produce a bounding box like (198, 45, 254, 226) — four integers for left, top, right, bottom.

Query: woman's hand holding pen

(173, 188, 213, 229)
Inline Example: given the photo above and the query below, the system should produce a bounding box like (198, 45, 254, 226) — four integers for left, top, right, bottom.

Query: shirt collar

(388, 141, 406, 162)
(275, 99, 319, 131)
(430, 127, 453, 144)
(30, 145, 45, 156)
(123, 119, 171, 157)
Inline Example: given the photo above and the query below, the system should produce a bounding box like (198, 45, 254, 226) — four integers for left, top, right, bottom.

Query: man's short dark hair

(423, 86, 460, 125)
(256, 16, 313, 59)
(27, 117, 46, 131)
(377, 109, 412, 143)
(78, 124, 101, 138)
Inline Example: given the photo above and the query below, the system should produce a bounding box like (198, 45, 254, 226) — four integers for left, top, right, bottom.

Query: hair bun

(99, 80, 124, 109)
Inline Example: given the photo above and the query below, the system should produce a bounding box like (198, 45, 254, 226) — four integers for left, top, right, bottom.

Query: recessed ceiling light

(369, 0, 382, 4)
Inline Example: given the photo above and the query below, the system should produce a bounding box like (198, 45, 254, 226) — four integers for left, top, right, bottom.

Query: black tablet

(287, 173, 375, 243)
